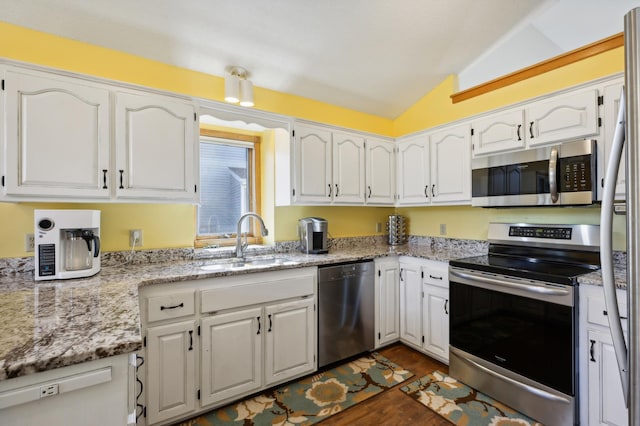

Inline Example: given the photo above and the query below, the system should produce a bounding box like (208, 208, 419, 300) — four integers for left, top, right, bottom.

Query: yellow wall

(0, 21, 628, 258)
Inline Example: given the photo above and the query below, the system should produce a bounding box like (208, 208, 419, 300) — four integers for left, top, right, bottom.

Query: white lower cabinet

(579, 284, 628, 426)
(374, 257, 400, 348)
(396, 257, 450, 363)
(138, 268, 317, 426)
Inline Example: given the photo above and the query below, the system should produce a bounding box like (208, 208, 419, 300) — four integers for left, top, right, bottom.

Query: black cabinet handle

(257, 316, 261, 335)
(160, 302, 184, 310)
(516, 124, 522, 141)
(102, 169, 108, 189)
(328, 184, 332, 197)
(444, 299, 449, 315)
(368, 186, 372, 198)
(335, 184, 339, 197)
(424, 186, 429, 198)
(429, 274, 443, 280)
(119, 169, 125, 189)
(268, 314, 272, 332)
(529, 121, 535, 139)
(431, 184, 435, 197)
(590, 339, 596, 362)
(603, 309, 628, 320)
(399, 268, 404, 282)
(188, 330, 193, 351)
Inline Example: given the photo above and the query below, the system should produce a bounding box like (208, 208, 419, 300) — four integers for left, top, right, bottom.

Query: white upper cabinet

(526, 89, 599, 147)
(3, 66, 111, 199)
(1, 64, 199, 203)
(294, 123, 333, 203)
(293, 122, 367, 205)
(396, 134, 430, 205)
(332, 131, 366, 204)
(114, 91, 197, 201)
(429, 123, 471, 204)
(471, 109, 526, 156)
(365, 137, 395, 205)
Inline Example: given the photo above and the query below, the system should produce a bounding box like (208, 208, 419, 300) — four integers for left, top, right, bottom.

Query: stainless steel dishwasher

(317, 260, 375, 367)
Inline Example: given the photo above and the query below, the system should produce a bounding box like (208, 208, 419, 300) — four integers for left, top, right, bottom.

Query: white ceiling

(0, 0, 637, 119)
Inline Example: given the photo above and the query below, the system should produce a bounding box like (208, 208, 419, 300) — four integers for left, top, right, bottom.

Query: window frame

(195, 128, 262, 248)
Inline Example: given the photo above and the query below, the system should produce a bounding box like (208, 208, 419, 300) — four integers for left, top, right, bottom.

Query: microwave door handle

(549, 146, 559, 203)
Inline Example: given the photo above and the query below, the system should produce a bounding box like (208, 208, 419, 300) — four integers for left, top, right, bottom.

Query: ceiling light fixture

(225, 66, 254, 107)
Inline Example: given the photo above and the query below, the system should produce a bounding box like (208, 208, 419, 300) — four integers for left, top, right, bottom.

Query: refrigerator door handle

(600, 87, 629, 407)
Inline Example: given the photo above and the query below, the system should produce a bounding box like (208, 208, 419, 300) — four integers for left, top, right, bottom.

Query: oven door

(448, 266, 577, 425)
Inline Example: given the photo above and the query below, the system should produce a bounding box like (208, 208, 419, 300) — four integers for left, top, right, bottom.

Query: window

(196, 129, 261, 248)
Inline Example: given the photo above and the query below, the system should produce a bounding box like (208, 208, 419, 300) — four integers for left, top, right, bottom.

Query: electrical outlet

(129, 229, 143, 247)
(440, 224, 447, 236)
(25, 233, 35, 252)
(40, 383, 58, 398)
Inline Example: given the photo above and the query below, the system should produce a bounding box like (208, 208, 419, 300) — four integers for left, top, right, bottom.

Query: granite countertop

(0, 238, 626, 383)
(0, 241, 484, 382)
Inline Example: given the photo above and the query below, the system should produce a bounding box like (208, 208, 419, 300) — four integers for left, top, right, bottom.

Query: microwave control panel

(560, 155, 592, 192)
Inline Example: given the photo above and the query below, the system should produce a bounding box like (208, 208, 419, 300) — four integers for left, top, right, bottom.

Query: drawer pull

(160, 302, 184, 311)
(444, 299, 449, 315)
(429, 274, 443, 280)
(590, 339, 596, 362)
(257, 317, 261, 335)
(188, 330, 193, 351)
(268, 314, 273, 332)
(603, 310, 628, 320)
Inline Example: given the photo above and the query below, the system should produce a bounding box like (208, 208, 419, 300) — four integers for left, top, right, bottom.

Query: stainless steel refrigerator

(600, 7, 640, 426)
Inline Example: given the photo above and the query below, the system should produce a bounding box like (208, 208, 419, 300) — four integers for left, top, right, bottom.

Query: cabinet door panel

(375, 260, 400, 348)
(114, 91, 196, 200)
(527, 89, 598, 147)
(4, 68, 110, 198)
(429, 124, 471, 204)
(423, 285, 449, 362)
(146, 321, 196, 425)
(472, 109, 525, 156)
(587, 329, 628, 426)
(399, 262, 422, 347)
(295, 124, 332, 203)
(264, 298, 315, 385)
(200, 308, 262, 407)
(332, 132, 365, 204)
(396, 135, 430, 205)
(366, 139, 395, 205)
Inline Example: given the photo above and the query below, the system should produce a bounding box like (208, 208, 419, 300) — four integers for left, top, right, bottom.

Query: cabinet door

(4, 67, 111, 199)
(294, 123, 332, 203)
(114, 91, 196, 201)
(399, 261, 422, 347)
(603, 81, 626, 200)
(587, 329, 628, 426)
(146, 320, 196, 425)
(264, 298, 315, 386)
(396, 135, 430, 205)
(200, 308, 262, 407)
(366, 138, 396, 205)
(429, 124, 471, 204)
(526, 89, 599, 147)
(375, 259, 400, 348)
(332, 131, 365, 204)
(471, 109, 525, 156)
(422, 284, 449, 363)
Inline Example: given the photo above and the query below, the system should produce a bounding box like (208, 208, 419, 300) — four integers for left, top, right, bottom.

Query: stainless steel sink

(201, 256, 298, 272)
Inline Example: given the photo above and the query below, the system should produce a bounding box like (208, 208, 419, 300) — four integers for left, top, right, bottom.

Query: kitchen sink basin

(201, 256, 299, 272)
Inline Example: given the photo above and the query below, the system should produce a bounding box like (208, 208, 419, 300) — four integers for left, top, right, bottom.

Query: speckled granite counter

(0, 237, 487, 382)
(577, 251, 628, 289)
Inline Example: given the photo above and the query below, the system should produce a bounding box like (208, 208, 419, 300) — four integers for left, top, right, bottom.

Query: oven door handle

(450, 347, 572, 404)
(449, 268, 570, 296)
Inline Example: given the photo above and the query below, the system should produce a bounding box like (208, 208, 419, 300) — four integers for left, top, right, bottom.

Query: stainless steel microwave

(471, 139, 596, 207)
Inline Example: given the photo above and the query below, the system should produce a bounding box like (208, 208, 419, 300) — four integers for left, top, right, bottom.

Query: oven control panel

(509, 226, 572, 240)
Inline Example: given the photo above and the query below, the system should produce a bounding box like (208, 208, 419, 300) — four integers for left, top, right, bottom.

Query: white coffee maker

(34, 210, 101, 281)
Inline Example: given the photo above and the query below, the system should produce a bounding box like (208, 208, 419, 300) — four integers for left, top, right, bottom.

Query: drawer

(147, 291, 195, 323)
(586, 288, 628, 329)
(422, 261, 449, 288)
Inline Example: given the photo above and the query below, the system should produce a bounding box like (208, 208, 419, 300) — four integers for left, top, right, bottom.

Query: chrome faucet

(235, 212, 269, 258)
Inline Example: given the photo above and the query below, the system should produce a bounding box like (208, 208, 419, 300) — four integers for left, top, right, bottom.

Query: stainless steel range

(448, 222, 600, 426)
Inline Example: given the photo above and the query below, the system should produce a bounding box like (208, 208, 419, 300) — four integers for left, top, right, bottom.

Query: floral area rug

(400, 370, 544, 426)
(181, 352, 413, 425)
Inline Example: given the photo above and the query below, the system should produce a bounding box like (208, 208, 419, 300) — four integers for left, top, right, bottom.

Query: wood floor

(319, 343, 451, 426)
